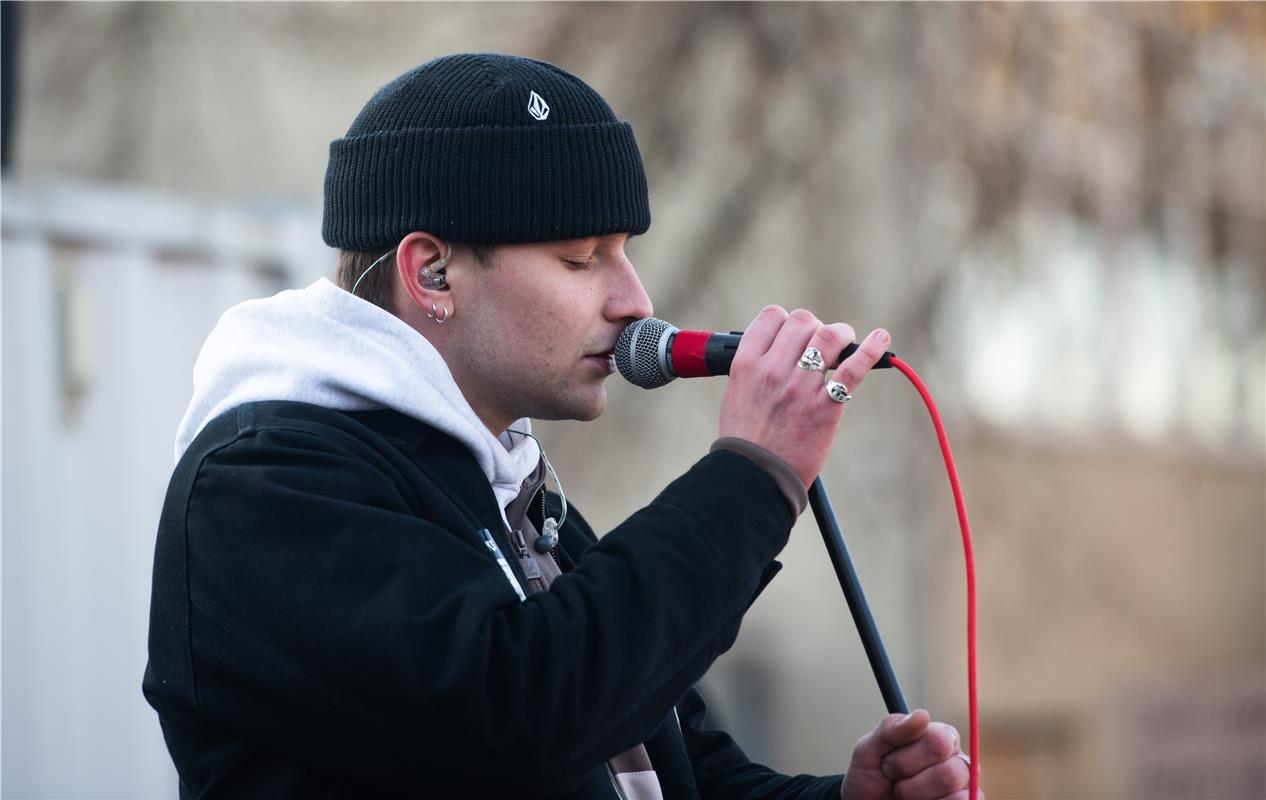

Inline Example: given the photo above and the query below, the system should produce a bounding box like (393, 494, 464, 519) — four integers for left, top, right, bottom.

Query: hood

(174, 277, 541, 513)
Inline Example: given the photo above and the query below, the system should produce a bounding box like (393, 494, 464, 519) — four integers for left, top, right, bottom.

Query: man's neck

(398, 312, 514, 437)
(453, 380, 514, 439)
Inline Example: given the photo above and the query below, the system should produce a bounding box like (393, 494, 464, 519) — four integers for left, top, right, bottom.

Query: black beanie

(322, 53, 651, 250)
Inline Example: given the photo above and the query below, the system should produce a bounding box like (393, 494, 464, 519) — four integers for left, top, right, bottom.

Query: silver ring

(825, 379, 851, 403)
(798, 346, 825, 372)
(955, 752, 972, 767)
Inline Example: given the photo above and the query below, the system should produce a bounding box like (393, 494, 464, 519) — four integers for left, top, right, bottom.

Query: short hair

(335, 244, 496, 316)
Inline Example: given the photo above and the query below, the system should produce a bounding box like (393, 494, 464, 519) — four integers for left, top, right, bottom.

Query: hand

(840, 710, 982, 800)
(718, 305, 890, 487)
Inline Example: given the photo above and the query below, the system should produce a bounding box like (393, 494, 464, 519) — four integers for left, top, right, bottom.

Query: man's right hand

(718, 305, 890, 488)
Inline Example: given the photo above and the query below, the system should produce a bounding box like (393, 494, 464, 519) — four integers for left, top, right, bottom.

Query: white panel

(2, 177, 309, 799)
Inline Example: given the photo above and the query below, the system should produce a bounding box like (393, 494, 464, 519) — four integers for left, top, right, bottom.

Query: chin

(567, 395, 607, 422)
(537, 390, 607, 422)
(573, 404, 605, 422)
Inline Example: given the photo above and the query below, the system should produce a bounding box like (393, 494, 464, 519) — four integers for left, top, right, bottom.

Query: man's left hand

(840, 709, 981, 800)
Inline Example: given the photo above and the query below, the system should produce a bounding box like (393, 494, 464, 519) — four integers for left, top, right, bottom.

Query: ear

(395, 231, 452, 319)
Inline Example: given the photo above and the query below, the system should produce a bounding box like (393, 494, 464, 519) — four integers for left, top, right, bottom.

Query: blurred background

(2, 2, 1263, 798)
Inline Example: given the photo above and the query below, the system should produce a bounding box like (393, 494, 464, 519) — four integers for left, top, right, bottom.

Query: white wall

(1, 174, 328, 799)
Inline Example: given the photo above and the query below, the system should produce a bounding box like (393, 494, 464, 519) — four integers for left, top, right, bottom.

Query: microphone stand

(808, 477, 909, 715)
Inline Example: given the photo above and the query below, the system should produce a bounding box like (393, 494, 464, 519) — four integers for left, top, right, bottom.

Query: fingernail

(874, 329, 890, 345)
(899, 712, 912, 725)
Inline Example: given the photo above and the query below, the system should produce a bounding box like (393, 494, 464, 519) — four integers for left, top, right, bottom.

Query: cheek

(471, 303, 560, 374)
(524, 289, 598, 341)
(470, 273, 603, 364)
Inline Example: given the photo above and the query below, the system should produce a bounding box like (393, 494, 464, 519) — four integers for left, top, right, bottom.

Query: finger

(880, 722, 960, 780)
(762, 308, 822, 370)
(733, 305, 788, 362)
(884, 708, 931, 748)
(851, 710, 930, 774)
(889, 754, 970, 800)
(827, 328, 890, 394)
(796, 322, 856, 380)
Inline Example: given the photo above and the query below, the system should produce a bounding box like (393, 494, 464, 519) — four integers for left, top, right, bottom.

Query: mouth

(584, 349, 617, 374)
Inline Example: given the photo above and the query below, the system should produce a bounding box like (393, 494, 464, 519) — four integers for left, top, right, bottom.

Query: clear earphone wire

(504, 429, 568, 535)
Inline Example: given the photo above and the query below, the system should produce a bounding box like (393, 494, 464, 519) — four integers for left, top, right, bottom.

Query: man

(145, 53, 977, 799)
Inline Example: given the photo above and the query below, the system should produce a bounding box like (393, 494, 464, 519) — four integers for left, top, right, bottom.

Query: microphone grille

(615, 318, 676, 389)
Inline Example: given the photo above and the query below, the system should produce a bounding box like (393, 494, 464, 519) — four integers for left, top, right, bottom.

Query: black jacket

(144, 400, 843, 798)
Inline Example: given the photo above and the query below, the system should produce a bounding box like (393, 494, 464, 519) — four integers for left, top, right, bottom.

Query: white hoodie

(174, 277, 541, 516)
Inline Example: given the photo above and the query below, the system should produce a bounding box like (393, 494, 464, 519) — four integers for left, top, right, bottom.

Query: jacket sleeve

(150, 416, 797, 794)
(679, 688, 844, 800)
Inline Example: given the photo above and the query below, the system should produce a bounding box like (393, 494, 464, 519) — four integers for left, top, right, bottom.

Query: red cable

(889, 356, 979, 799)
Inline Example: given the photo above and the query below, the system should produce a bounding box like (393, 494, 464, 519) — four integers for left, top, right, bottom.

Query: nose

(607, 254, 654, 322)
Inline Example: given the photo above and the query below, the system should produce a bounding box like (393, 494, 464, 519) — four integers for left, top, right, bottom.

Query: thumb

(851, 709, 931, 770)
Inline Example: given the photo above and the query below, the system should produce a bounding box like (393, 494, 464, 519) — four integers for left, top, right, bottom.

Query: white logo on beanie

(527, 90, 550, 121)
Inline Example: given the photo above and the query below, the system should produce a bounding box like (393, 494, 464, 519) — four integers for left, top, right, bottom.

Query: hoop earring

(428, 303, 452, 324)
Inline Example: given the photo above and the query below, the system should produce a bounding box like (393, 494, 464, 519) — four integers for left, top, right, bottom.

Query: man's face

(444, 234, 652, 432)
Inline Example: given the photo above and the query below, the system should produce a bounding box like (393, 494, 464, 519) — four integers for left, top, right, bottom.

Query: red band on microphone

(671, 329, 712, 378)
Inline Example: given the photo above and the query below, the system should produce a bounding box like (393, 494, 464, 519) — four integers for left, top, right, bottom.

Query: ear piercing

(427, 303, 451, 324)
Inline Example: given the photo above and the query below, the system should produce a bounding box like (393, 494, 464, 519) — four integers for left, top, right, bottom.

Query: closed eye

(563, 256, 597, 270)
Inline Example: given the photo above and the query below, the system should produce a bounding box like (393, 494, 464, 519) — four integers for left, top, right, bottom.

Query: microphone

(614, 317, 895, 389)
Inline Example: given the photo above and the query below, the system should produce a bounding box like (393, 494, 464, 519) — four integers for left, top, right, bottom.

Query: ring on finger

(797, 346, 826, 373)
(954, 752, 972, 767)
(825, 379, 851, 403)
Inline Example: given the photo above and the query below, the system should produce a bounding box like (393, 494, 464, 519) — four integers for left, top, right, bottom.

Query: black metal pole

(808, 476, 909, 714)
